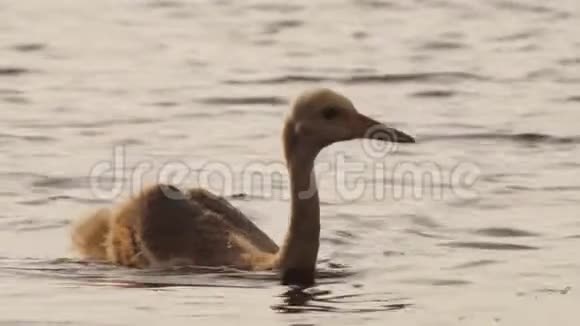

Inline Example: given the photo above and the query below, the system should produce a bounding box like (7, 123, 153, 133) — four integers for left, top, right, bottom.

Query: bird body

(74, 187, 279, 270)
(72, 88, 415, 285)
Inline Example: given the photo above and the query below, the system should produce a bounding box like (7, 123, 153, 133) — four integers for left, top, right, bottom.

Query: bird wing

(186, 188, 280, 254)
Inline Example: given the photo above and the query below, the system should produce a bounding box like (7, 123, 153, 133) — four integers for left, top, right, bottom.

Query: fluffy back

(71, 208, 111, 261)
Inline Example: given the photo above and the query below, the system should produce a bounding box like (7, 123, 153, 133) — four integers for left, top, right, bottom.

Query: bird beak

(354, 113, 415, 143)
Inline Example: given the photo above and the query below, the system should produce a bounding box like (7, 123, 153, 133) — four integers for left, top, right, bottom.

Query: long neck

(278, 133, 321, 286)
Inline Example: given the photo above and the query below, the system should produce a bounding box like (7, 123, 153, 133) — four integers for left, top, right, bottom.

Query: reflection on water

(0, 257, 356, 288)
(1, 257, 411, 316)
(273, 287, 411, 314)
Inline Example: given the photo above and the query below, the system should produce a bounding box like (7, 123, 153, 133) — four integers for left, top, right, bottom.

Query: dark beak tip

(400, 134, 416, 143)
(380, 130, 416, 144)
(361, 117, 416, 143)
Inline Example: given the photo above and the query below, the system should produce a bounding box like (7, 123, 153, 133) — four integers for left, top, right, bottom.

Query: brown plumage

(72, 88, 415, 285)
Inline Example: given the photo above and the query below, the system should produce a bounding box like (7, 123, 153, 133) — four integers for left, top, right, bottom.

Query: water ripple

(263, 19, 303, 35)
(559, 57, 580, 66)
(198, 96, 288, 106)
(440, 241, 539, 251)
(472, 227, 540, 237)
(31, 176, 88, 189)
(225, 72, 489, 85)
(418, 40, 466, 51)
(492, 0, 567, 16)
(400, 278, 471, 286)
(247, 3, 303, 13)
(421, 132, 580, 144)
(0, 66, 33, 76)
(3, 96, 29, 104)
(449, 259, 501, 269)
(0, 218, 68, 232)
(564, 96, 580, 102)
(144, 0, 185, 9)
(0, 88, 23, 95)
(15, 117, 159, 129)
(0, 132, 55, 142)
(494, 30, 539, 42)
(405, 229, 448, 239)
(411, 89, 458, 98)
(12, 43, 46, 52)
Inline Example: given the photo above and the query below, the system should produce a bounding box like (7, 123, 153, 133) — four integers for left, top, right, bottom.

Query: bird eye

(321, 107, 339, 120)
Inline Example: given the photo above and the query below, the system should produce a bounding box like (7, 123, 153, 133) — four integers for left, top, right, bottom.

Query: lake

(0, 0, 579, 325)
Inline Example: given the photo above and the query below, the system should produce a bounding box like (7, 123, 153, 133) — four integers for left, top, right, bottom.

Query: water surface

(1, 0, 579, 325)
